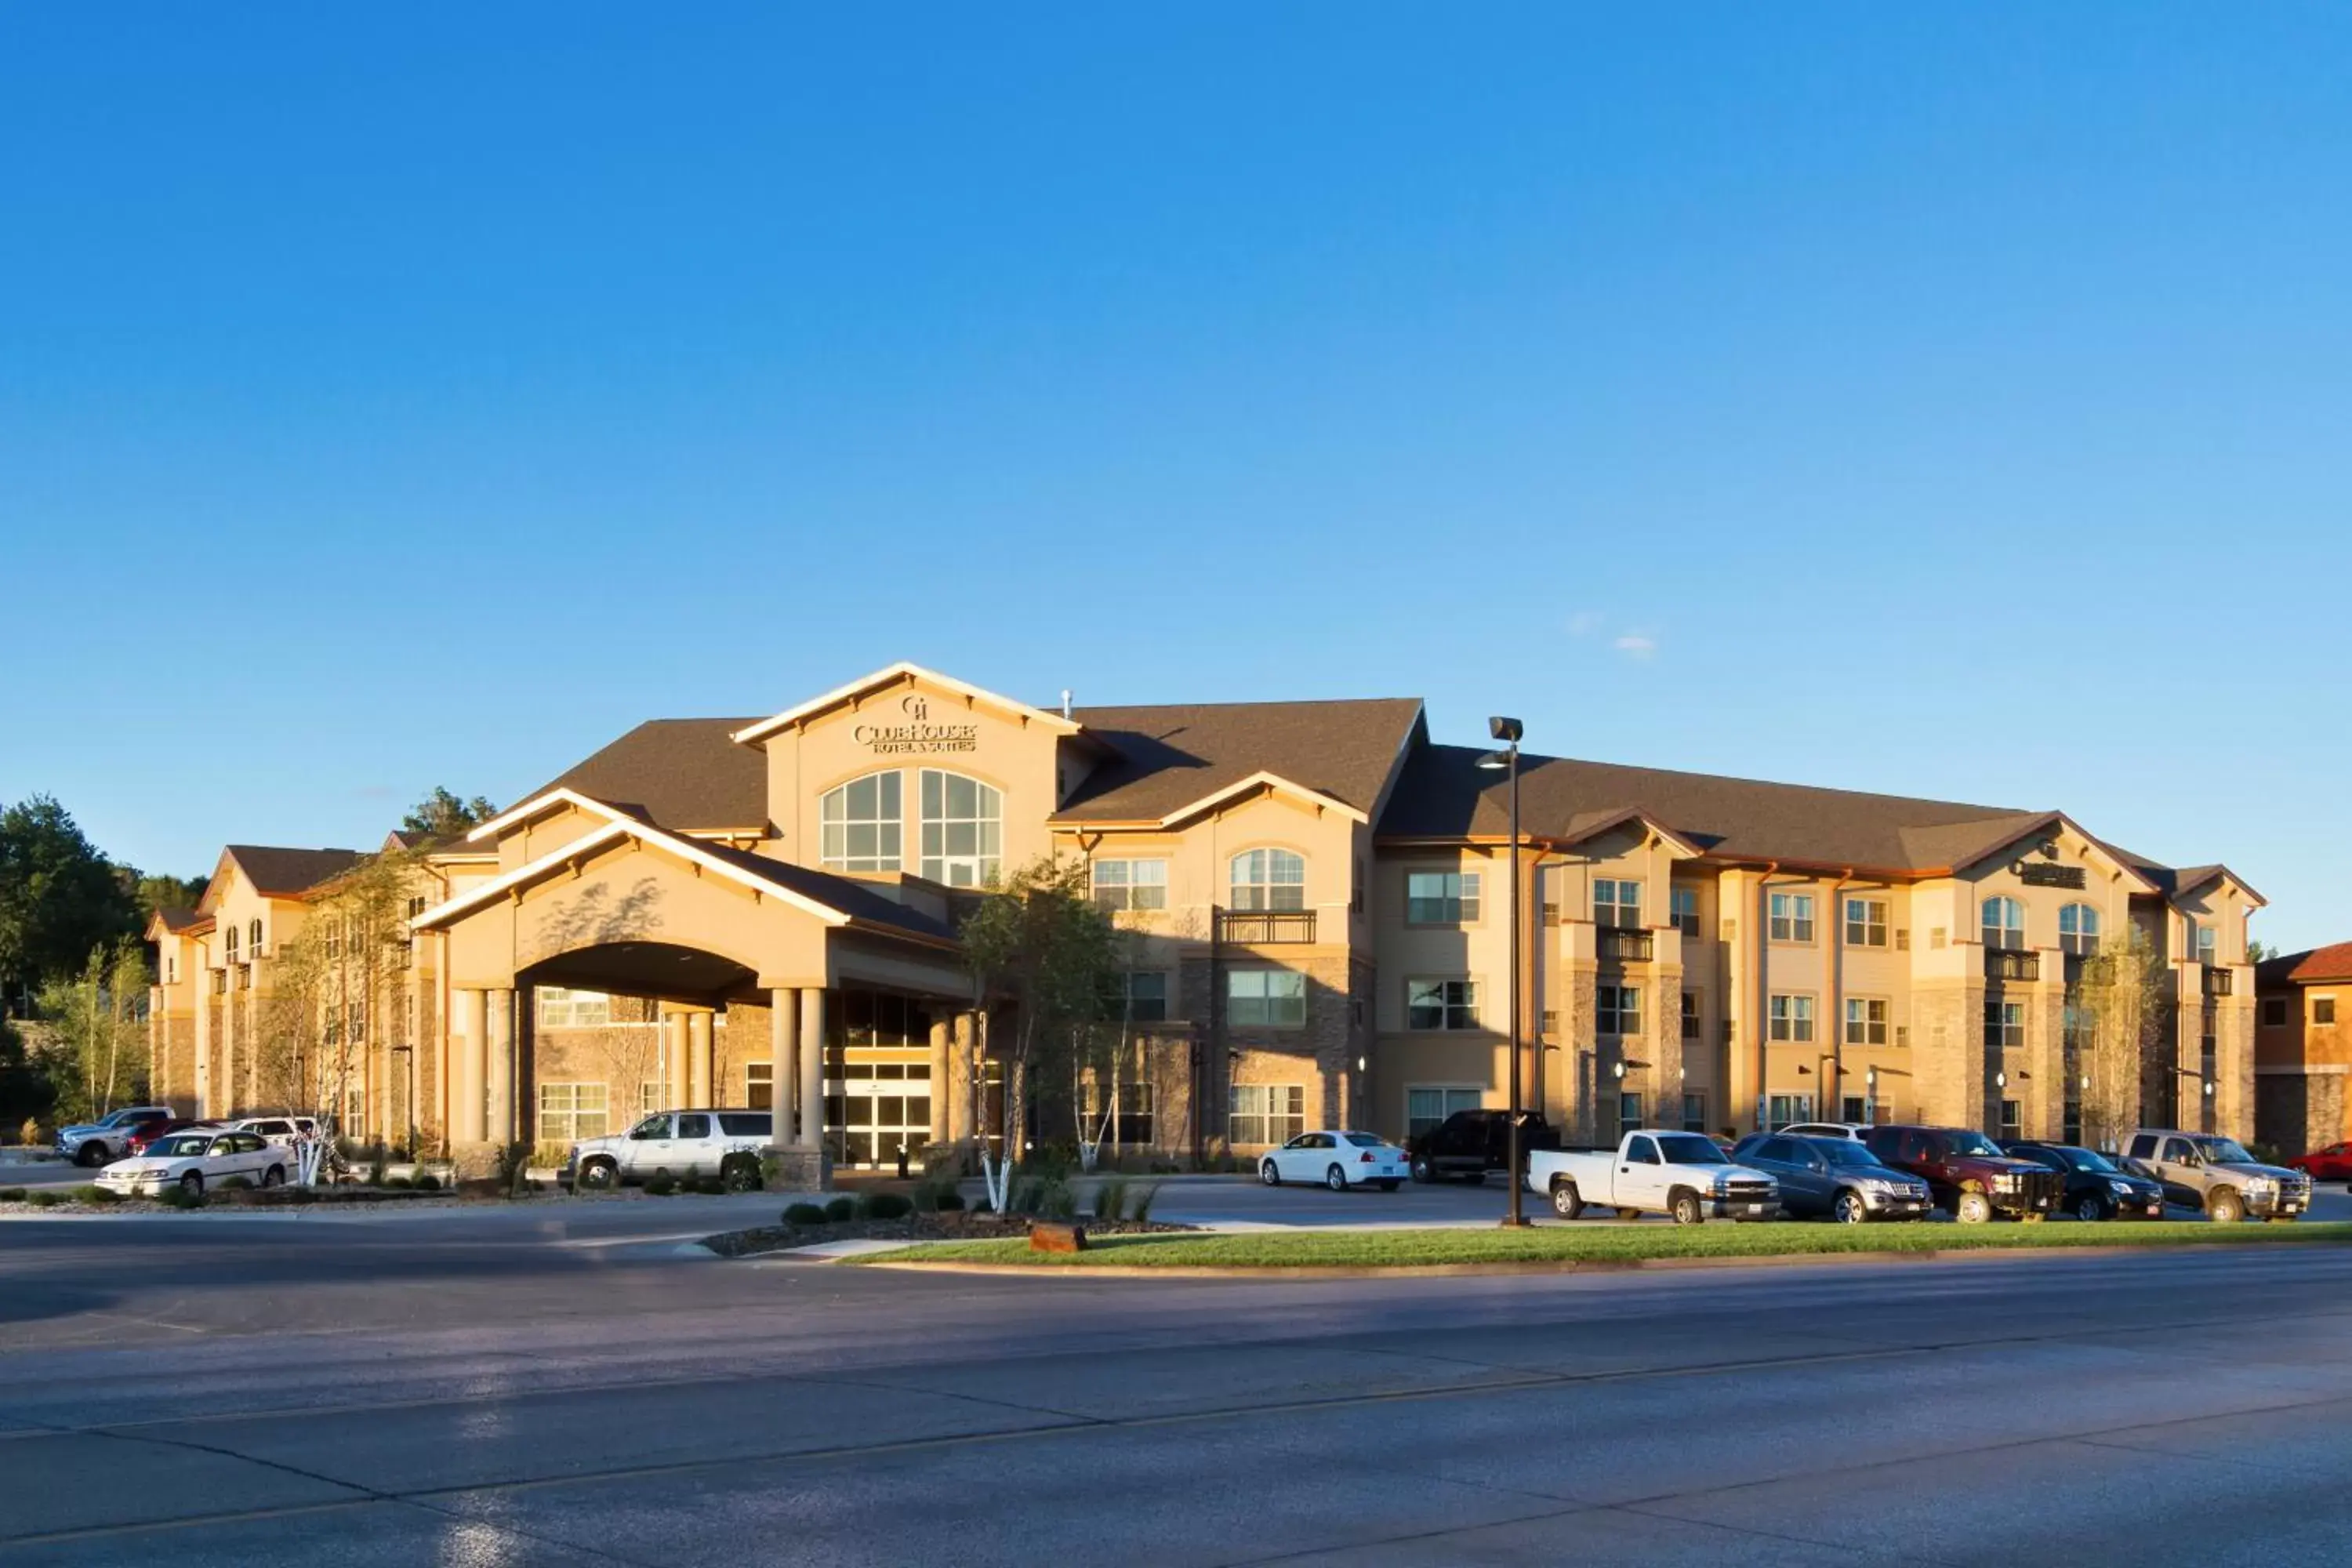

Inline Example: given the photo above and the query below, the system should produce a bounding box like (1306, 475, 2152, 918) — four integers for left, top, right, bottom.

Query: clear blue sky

(3, 6, 2346, 946)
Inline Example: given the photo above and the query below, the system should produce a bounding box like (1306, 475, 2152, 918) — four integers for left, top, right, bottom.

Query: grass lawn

(850, 1219, 2352, 1270)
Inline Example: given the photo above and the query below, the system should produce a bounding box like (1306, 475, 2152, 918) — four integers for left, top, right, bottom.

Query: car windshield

(1653, 1134, 1729, 1164)
(2053, 1146, 2117, 1174)
(1945, 1131, 2005, 1157)
(1343, 1134, 1388, 1148)
(1817, 1141, 1885, 1168)
(148, 1134, 212, 1156)
(2194, 1137, 2257, 1164)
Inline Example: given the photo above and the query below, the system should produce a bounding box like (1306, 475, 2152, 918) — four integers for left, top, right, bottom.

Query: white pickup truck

(1526, 1131, 1780, 1225)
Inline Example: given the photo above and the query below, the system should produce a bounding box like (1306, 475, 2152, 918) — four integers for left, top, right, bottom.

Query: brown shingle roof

(2260, 942, 2352, 988)
(691, 842, 956, 943)
(224, 846, 370, 897)
(535, 719, 768, 833)
(1055, 699, 1425, 822)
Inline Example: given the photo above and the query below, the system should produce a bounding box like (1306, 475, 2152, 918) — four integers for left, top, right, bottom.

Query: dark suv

(1862, 1124, 2062, 1223)
(1406, 1109, 1558, 1184)
(2001, 1141, 2166, 1222)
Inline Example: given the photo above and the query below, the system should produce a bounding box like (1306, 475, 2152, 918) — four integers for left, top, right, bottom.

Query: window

(1618, 1094, 1644, 1135)
(1998, 1099, 2022, 1141)
(1228, 968, 1307, 1029)
(1766, 1093, 1813, 1129)
(1981, 897, 2025, 950)
(1540, 1009, 1559, 1036)
(2192, 922, 2216, 964)
(2059, 903, 2101, 956)
(1844, 998, 1888, 1047)
(224, 924, 240, 962)
(2263, 999, 2288, 1028)
(1091, 858, 1168, 913)
(640, 1081, 663, 1114)
(1840, 1095, 1869, 1125)
(1681, 1092, 1706, 1133)
(1984, 1000, 2024, 1050)
(1230, 848, 1306, 911)
(1598, 984, 1642, 1036)
(746, 1062, 774, 1111)
(916, 770, 1001, 886)
(1406, 1086, 1483, 1139)
(1229, 1083, 1305, 1146)
(249, 917, 263, 954)
(1594, 879, 1642, 929)
(821, 771, 904, 872)
(1104, 970, 1169, 1023)
(1406, 870, 1481, 924)
(1843, 898, 1888, 948)
(1680, 991, 1700, 1040)
(1084, 1080, 1156, 1145)
(536, 1083, 608, 1143)
(1406, 978, 1479, 1030)
(1670, 887, 1700, 938)
(2318, 996, 2338, 1025)
(537, 989, 613, 1029)
(1769, 994, 1815, 1043)
(1769, 892, 1816, 943)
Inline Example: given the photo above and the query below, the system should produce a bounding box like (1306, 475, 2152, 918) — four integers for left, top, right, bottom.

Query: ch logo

(902, 695, 930, 721)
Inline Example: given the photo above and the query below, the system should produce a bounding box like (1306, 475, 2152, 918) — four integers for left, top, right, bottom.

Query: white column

(770, 989, 798, 1149)
(688, 1011, 714, 1106)
(485, 988, 514, 1142)
(453, 988, 487, 1144)
(798, 989, 826, 1148)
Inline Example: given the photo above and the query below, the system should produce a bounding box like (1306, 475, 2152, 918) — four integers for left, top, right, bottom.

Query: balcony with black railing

(1216, 909, 1317, 945)
(2202, 964, 2234, 997)
(1599, 927, 1655, 963)
(1985, 947, 2039, 983)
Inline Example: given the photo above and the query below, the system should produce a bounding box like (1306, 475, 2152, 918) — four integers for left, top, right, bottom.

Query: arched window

(2059, 903, 2100, 956)
(821, 771, 902, 872)
(1230, 848, 1306, 912)
(224, 924, 239, 961)
(919, 770, 1000, 887)
(249, 918, 263, 954)
(1981, 896, 2025, 951)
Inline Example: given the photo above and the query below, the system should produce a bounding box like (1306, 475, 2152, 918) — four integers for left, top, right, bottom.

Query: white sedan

(1259, 1131, 1410, 1192)
(98, 1129, 291, 1197)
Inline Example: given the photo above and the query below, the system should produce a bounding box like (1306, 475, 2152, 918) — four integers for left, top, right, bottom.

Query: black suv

(1406, 1109, 1558, 1184)
(2001, 1141, 2166, 1222)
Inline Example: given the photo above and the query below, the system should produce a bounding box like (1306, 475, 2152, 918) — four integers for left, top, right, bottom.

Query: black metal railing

(2203, 964, 2234, 997)
(1986, 948, 2039, 983)
(1599, 927, 1654, 963)
(1216, 909, 1317, 945)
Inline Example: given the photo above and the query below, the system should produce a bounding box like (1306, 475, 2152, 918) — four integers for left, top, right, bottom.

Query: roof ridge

(1417, 742, 2035, 822)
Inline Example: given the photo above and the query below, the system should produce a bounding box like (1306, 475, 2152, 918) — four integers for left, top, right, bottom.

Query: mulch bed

(703, 1210, 1198, 1258)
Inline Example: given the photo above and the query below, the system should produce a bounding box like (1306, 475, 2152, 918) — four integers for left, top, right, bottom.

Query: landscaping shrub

(382, 1174, 412, 1191)
(858, 1192, 913, 1221)
(935, 1189, 965, 1211)
(1094, 1178, 1129, 1222)
(824, 1195, 856, 1222)
(492, 1140, 532, 1197)
(74, 1184, 122, 1205)
(412, 1172, 442, 1192)
(784, 1201, 829, 1226)
(368, 1148, 390, 1187)
(1034, 1176, 1077, 1221)
(0, 1188, 24, 1203)
(1007, 1176, 1041, 1215)
(157, 1185, 201, 1209)
(29, 1190, 64, 1207)
(693, 1175, 725, 1196)
(220, 1176, 255, 1192)
(1128, 1181, 1162, 1222)
(644, 1174, 677, 1196)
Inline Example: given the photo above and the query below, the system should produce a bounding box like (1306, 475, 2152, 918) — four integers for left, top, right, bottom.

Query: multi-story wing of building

(147, 662, 2263, 1171)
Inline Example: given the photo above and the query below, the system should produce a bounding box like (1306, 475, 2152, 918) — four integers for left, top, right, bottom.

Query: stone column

(485, 988, 514, 1143)
(928, 1018, 952, 1145)
(662, 1011, 689, 1108)
(452, 988, 487, 1145)
(769, 989, 799, 1150)
(798, 989, 826, 1147)
(949, 1012, 978, 1143)
(688, 1011, 714, 1106)
(221, 972, 238, 1119)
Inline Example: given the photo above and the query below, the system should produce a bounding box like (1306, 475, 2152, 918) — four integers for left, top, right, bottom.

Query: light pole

(1478, 717, 1526, 1227)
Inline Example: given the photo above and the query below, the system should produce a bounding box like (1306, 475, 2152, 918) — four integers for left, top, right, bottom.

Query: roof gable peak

(731, 662, 1083, 747)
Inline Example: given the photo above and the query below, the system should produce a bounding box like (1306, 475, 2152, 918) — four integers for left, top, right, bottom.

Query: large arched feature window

(1981, 896, 2025, 951)
(821, 771, 902, 872)
(919, 770, 1001, 887)
(1230, 848, 1306, 911)
(2058, 902, 2100, 956)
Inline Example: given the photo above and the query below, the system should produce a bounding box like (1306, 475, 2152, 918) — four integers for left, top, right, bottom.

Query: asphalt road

(5, 1203, 2352, 1566)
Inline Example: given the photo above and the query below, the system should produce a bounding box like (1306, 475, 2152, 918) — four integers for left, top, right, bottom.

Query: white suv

(562, 1109, 774, 1191)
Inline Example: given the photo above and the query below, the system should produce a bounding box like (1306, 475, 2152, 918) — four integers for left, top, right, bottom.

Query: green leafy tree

(2071, 926, 2169, 1152)
(0, 796, 140, 1004)
(134, 873, 209, 915)
(400, 787, 497, 844)
(34, 938, 151, 1124)
(957, 855, 1117, 1211)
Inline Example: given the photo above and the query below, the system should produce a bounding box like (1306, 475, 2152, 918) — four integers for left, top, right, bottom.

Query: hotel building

(147, 662, 2263, 1174)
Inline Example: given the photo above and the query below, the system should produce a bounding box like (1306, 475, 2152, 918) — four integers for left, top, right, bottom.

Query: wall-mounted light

(1994, 1070, 2008, 1089)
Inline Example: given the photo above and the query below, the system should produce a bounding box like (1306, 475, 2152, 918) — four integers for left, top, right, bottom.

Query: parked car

(1777, 1122, 1873, 1143)
(2000, 1141, 2166, 1221)
(125, 1118, 219, 1155)
(1406, 1109, 1559, 1184)
(2288, 1142, 2352, 1184)
(96, 1129, 289, 1196)
(563, 1109, 775, 1190)
(55, 1105, 173, 1167)
(1261, 1131, 1410, 1191)
(1730, 1133, 1931, 1222)
(1860, 1124, 2062, 1223)
(1526, 1131, 1779, 1225)
(2124, 1129, 2311, 1223)
(230, 1116, 323, 1149)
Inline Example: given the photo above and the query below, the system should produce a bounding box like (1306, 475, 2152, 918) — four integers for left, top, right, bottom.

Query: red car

(125, 1118, 219, 1155)
(2288, 1142, 2352, 1182)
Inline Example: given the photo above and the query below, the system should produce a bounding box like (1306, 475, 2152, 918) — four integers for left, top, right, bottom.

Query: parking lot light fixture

(1477, 718, 1526, 1228)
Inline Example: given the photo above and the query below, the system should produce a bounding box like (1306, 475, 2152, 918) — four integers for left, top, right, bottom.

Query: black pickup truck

(1406, 1109, 1559, 1184)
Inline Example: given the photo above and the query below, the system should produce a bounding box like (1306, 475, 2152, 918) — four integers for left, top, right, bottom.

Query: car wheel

(720, 1155, 761, 1193)
(578, 1158, 618, 1191)
(1410, 1156, 1434, 1183)
(263, 1165, 285, 1188)
(2074, 1192, 2107, 1222)
(76, 1143, 104, 1168)
(2207, 1187, 2245, 1225)
(1325, 1164, 1348, 1192)
(1377, 1179, 1401, 1192)
(1670, 1190, 1704, 1226)
(1550, 1180, 1584, 1220)
(180, 1171, 204, 1196)
(1954, 1189, 1992, 1225)
(1834, 1189, 1868, 1225)
(1260, 1160, 1280, 1187)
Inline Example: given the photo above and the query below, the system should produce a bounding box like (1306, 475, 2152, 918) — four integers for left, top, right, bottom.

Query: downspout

(1826, 869, 1853, 1124)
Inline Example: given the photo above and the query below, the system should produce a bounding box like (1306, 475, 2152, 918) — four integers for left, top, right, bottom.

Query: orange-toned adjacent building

(2254, 942, 2352, 1156)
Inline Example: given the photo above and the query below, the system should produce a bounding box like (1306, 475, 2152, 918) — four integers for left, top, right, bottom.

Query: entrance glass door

(825, 1058, 934, 1167)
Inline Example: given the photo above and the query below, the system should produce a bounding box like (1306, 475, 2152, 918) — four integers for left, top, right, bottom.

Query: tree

(34, 938, 150, 1124)
(401, 787, 497, 844)
(0, 796, 140, 1005)
(2247, 938, 2276, 966)
(134, 872, 209, 915)
(2072, 926, 2169, 1153)
(1075, 924, 1156, 1173)
(956, 855, 1118, 1211)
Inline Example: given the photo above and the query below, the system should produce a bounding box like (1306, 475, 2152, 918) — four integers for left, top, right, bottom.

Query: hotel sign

(855, 694, 978, 755)
(2013, 861, 2086, 890)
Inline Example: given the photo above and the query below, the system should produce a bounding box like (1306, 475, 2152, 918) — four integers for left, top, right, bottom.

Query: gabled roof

(517, 719, 768, 835)
(732, 662, 1084, 747)
(1054, 699, 1425, 825)
(143, 907, 200, 940)
(2259, 942, 2352, 989)
(200, 846, 369, 910)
